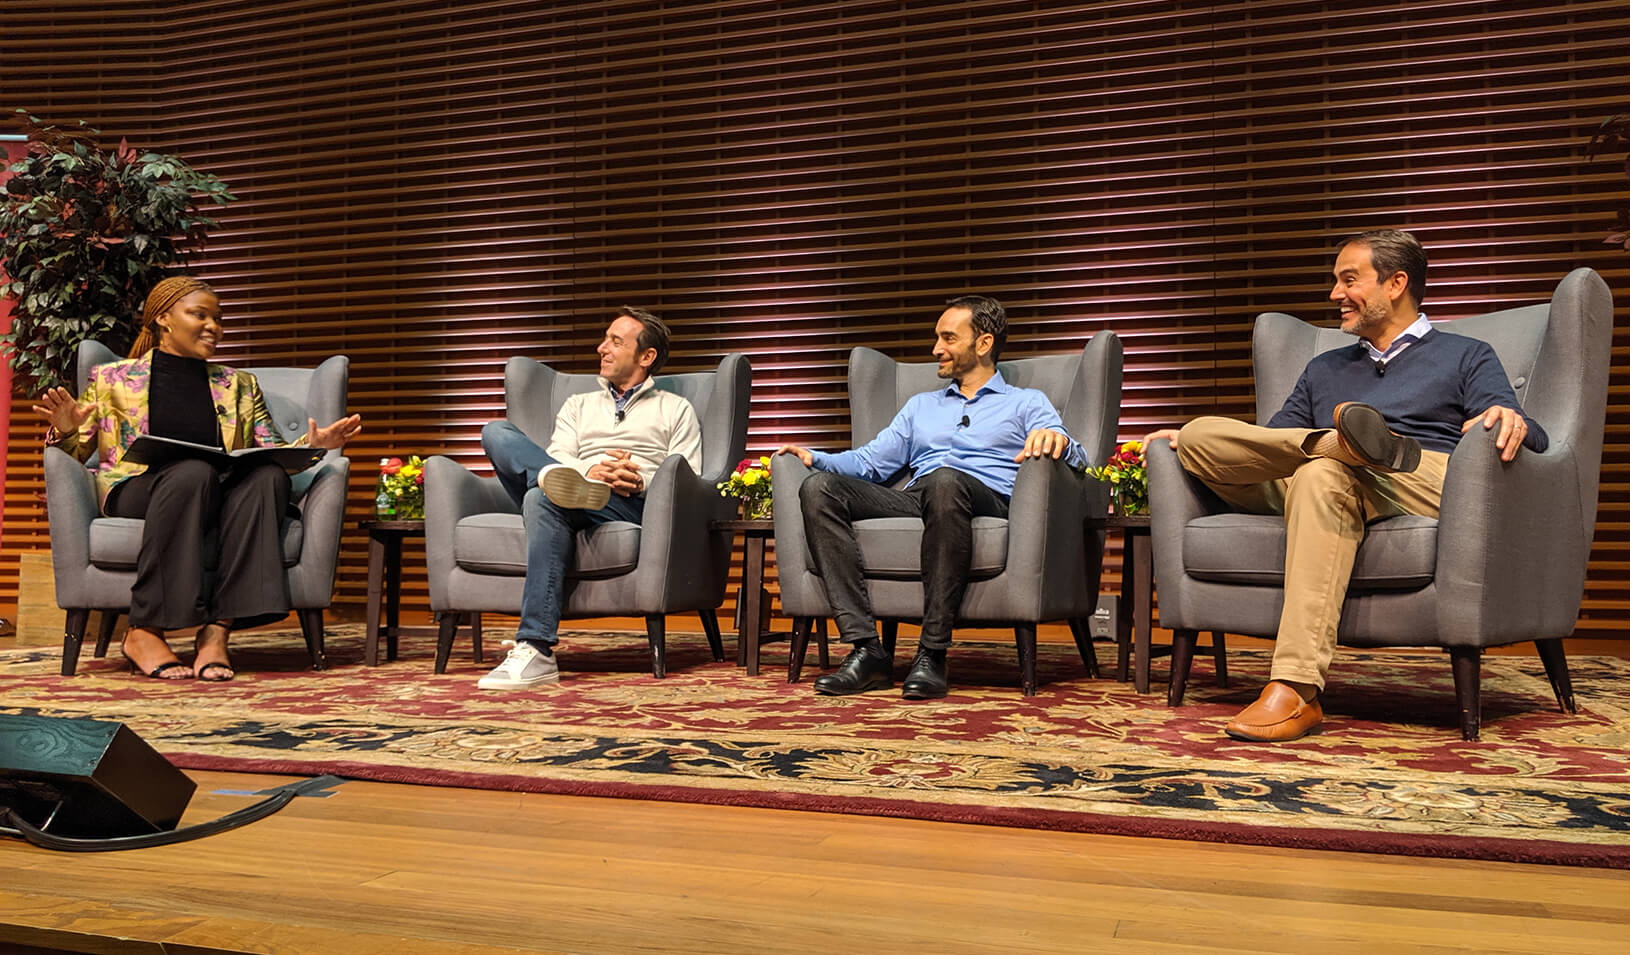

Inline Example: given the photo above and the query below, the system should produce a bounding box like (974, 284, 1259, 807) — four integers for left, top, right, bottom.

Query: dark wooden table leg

(1132, 529, 1153, 694)
(1115, 529, 1132, 682)
(384, 533, 403, 662)
(470, 611, 484, 663)
(365, 531, 386, 666)
(743, 534, 766, 676)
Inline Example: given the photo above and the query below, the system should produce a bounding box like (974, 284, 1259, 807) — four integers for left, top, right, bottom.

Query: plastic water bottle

(375, 461, 395, 518)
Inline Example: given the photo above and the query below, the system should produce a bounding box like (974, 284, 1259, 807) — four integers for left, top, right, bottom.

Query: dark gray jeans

(799, 467, 1009, 651)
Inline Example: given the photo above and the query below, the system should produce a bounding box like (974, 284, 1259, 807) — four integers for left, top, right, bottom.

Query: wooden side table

(360, 519, 424, 666)
(713, 519, 778, 675)
(1088, 514, 1227, 694)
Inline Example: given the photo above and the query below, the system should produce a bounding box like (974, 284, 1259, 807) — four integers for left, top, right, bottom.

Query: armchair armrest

(1145, 437, 1230, 629)
(770, 454, 827, 615)
(286, 455, 350, 606)
(425, 455, 516, 611)
(1001, 455, 1099, 620)
(44, 446, 99, 609)
(1434, 428, 1587, 646)
(630, 452, 736, 610)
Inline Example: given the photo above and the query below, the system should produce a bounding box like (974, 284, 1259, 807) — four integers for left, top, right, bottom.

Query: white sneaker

(538, 465, 611, 510)
(476, 640, 560, 689)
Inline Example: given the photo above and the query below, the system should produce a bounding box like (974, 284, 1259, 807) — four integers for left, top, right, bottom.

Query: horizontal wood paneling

(2, 0, 1626, 636)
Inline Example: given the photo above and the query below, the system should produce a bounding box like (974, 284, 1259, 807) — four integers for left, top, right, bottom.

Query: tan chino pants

(1173, 416, 1448, 688)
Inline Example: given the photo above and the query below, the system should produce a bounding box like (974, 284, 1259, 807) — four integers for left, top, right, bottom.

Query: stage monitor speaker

(0, 714, 195, 839)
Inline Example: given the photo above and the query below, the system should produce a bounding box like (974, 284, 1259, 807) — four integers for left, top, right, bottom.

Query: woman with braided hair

(32, 277, 362, 680)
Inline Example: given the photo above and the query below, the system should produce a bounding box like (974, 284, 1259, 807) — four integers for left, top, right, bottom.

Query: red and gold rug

(2, 626, 1627, 867)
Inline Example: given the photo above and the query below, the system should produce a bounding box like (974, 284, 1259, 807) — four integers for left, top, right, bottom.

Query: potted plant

(1586, 112, 1630, 251)
(0, 110, 234, 396)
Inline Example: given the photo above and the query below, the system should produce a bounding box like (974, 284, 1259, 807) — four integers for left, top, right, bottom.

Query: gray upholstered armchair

(44, 339, 352, 674)
(771, 336, 1122, 695)
(1148, 268, 1613, 740)
(424, 353, 751, 677)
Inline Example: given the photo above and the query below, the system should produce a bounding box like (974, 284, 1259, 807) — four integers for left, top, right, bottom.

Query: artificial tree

(0, 111, 233, 396)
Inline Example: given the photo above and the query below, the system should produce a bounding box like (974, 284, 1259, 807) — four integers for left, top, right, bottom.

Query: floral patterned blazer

(49, 350, 305, 511)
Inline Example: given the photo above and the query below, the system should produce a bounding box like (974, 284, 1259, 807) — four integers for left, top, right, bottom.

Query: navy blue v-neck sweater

(1265, 330, 1548, 454)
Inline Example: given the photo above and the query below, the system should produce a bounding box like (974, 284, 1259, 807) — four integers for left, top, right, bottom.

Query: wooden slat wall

(3, 0, 1627, 635)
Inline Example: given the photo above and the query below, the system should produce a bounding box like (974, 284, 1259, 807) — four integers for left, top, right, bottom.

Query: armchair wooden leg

(815, 617, 830, 669)
(699, 609, 726, 662)
(61, 609, 90, 676)
(1534, 638, 1577, 714)
(467, 612, 482, 664)
(1014, 623, 1039, 696)
(880, 620, 898, 659)
(1210, 630, 1229, 688)
(1450, 647, 1482, 742)
(298, 610, 327, 670)
(1068, 618, 1100, 678)
(1167, 629, 1198, 706)
(433, 612, 459, 674)
(94, 610, 120, 658)
(787, 617, 812, 684)
(646, 615, 667, 678)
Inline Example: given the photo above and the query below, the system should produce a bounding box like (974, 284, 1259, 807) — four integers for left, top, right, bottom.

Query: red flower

(414, 471, 424, 485)
(381, 457, 403, 475)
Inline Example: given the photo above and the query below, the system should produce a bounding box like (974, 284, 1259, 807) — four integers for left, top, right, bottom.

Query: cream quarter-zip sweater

(545, 377, 702, 492)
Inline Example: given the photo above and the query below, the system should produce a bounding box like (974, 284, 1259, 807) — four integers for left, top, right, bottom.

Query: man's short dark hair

(944, 294, 1007, 362)
(618, 306, 671, 374)
(1342, 229, 1428, 307)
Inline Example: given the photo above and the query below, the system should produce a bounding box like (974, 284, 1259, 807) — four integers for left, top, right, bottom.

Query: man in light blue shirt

(777, 295, 1086, 699)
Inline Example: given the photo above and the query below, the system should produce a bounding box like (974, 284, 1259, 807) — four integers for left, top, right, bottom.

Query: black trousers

(799, 467, 1009, 651)
(105, 458, 293, 631)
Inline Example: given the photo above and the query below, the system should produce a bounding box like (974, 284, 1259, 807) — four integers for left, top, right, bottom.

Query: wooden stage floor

(2, 766, 1628, 954)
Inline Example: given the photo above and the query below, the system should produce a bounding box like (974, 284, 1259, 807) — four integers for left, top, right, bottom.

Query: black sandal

(194, 623, 236, 682)
(122, 630, 193, 681)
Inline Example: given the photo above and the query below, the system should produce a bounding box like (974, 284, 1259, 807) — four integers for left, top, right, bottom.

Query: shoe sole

(540, 468, 612, 510)
(477, 672, 561, 689)
(1335, 403, 1421, 473)
(813, 678, 893, 695)
(901, 686, 948, 700)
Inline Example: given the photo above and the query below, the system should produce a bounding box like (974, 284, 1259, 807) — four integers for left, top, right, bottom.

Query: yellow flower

(758, 455, 772, 469)
(742, 469, 762, 487)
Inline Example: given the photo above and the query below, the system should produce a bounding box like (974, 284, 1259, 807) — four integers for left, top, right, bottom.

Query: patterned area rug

(2, 625, 1627, 867)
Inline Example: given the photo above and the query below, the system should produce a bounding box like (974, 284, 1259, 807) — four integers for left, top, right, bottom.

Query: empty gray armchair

(424, 353, 751, 676)
(45, 339, 352, 674)
(772, 336, 1122, 695)
(1148, 268, 1613, 739)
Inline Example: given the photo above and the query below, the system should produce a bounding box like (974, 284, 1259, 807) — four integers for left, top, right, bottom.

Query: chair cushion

(807, 516, 1008, 580)
(1183, 513, 1437, 590)
(452, 513, 641, 579)
(88, 517, 304, 570)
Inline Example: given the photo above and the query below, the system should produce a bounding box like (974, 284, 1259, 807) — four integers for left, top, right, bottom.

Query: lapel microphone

(958, 414, 970, 428)
(1373, 360, 1386, 377)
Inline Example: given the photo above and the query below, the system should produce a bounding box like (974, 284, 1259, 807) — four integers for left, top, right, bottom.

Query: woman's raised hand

(32, 387, 93, 435)
(308, 413, 363, 449)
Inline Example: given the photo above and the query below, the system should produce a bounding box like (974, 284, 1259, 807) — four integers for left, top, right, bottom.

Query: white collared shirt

(1364, 312, 1435, 365)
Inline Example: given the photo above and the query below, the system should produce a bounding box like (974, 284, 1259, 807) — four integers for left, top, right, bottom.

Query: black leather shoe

(901, 648, 949, 700)
(814, 646, 893, 695)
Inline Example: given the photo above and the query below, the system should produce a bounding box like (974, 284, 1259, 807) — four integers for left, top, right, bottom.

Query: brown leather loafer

(1332, 401, 1421, 473)
(1224, 681, 1323, 741)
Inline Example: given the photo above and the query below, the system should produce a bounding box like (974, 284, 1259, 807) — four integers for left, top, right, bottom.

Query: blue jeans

(481, 421, 644, 646)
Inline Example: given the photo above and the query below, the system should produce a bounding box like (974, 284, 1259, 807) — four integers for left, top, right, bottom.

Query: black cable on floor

(0, 788, 296, 852)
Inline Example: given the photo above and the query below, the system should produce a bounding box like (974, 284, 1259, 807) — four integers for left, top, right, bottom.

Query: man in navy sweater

(1146, 229, 1547, 741)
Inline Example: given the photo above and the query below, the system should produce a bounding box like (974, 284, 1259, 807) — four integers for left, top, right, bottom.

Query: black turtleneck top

(148, 349, 223, 448)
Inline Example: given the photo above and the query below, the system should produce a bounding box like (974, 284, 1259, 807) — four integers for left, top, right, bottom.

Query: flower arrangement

(376, 455, 425, 519)
(718, 455, 773, 520)
(1089, 440, 1147, 516)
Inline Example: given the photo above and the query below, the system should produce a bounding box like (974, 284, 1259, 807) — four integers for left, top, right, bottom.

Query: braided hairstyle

(129, 276, 215, 358)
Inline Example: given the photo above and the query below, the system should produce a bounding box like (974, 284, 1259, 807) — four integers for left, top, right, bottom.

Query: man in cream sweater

(477, 307, 702, 688)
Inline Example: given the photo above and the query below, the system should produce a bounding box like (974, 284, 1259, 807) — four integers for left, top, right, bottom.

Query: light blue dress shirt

(810, 371, 1085, 498)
